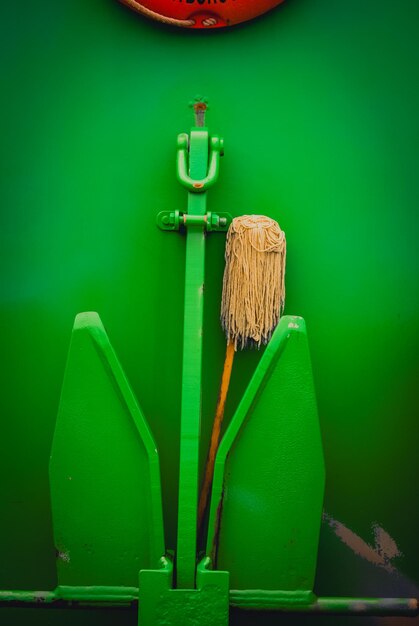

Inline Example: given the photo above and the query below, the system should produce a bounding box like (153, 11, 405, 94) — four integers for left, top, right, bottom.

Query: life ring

(119, 0, 286, 29)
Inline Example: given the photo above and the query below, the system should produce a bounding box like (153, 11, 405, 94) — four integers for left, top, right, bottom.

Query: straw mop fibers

(220, 215, 286, 350)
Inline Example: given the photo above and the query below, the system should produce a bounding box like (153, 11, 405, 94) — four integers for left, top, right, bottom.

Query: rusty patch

(55, 548, 70, 563)
(211, 487, 226, 566)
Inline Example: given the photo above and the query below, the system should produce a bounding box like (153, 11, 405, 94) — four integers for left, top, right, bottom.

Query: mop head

(221, 215, 286, 350)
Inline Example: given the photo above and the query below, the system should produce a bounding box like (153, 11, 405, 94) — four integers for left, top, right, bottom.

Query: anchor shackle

(176, 131, 224, 193)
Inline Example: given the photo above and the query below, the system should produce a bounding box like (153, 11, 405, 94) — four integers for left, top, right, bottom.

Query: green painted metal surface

(175, 126, 224, 588)
(139, 557, 229, 625)
(0, 586, 139, 607)
(1, 0, 419, 625)
(50, 312, 165, 586)
(207, 316, 324, 591)
(229, 593, 418, 615)
(1, 588, 417, 617)
(176, 133, 223, 192)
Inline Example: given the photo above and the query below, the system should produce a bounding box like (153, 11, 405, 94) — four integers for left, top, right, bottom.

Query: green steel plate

(207, 316, 324, 591)
(50, 312, 165, 587)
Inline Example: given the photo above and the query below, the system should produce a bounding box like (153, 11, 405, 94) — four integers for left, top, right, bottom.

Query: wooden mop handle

(199, 214, 286, 531)
(198, 341, 235, 529)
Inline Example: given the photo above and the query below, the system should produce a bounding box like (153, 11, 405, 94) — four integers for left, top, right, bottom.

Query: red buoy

(119, 0, 286, 29)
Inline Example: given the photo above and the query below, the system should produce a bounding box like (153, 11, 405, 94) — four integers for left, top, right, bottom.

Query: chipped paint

(56, 550, 70, 563)
(372, 522, 401, 562)
(32, 591, 49, 603)
(288, 322, 299, 329)
(323, 512, 402, 573)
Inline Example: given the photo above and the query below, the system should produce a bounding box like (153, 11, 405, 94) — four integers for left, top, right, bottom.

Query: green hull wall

(1, 0, 418, 623)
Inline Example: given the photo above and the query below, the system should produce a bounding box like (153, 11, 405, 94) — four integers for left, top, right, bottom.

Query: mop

(198, 214, 286, 527)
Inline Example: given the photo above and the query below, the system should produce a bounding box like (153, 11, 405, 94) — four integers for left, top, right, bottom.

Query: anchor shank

(176, 128, 208, 588)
